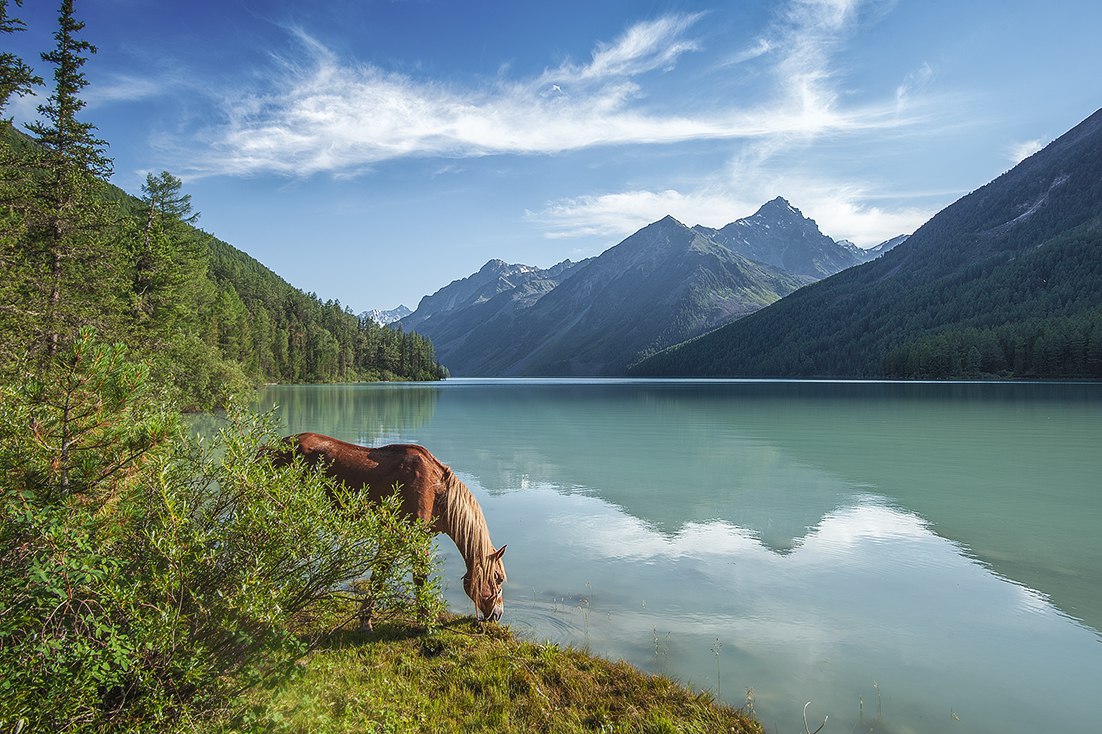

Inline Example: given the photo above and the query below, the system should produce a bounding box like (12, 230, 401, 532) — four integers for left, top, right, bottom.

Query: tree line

(0, 0, 445, 411)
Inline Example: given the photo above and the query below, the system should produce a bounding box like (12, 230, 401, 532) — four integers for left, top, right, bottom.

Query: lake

(258, 379, 1102, 734)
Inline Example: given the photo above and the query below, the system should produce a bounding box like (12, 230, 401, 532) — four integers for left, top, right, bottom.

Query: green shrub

(0, 330, 440, 732)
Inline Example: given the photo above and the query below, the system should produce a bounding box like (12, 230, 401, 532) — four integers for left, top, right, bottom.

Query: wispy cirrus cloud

(192, 15, 712, 177)
(527, 187, 757, 240)
(529, 173, 935, 248)
(190, 3, 913, 179)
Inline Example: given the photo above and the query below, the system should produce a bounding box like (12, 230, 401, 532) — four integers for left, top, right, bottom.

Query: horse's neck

(439, 472, 493, 570)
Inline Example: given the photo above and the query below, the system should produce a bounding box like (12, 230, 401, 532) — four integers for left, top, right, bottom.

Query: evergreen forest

(0, 2, 445, 411)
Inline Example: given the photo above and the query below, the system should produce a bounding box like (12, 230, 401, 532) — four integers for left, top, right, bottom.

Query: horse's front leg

(359, 562, 390, 631)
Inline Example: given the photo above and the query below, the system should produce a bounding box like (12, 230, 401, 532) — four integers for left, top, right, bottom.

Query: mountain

(401, 258, 586, 333)
(411, 215, 810, 376)
(360, 305, 412, 325)
(695, 197, 865, 278)
(865, 234, 909, 257)
(399, 258, 590, 371)
(631, 107, 1102, 379)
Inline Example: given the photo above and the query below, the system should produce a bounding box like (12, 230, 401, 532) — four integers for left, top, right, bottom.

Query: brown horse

(268, 432, 507, 623)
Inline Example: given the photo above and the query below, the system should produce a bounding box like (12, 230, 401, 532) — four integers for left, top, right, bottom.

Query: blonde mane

(438, 468, 496, 568)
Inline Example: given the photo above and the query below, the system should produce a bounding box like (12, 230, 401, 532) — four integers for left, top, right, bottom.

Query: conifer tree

(23, 0, 120, 358)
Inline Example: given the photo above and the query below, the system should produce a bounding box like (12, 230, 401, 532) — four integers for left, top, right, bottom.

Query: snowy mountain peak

(360, 305, 412, 325)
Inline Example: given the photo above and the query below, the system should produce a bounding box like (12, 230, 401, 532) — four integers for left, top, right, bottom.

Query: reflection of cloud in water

(464, 479, 1102, 734)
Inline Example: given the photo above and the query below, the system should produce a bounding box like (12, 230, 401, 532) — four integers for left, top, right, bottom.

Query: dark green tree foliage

(16, 0, 123, 360)
(23, 0, 110, 178)
(0, 2, 445, 408)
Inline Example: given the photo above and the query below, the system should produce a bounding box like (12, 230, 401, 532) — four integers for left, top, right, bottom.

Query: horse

(265, 432, 507, 624)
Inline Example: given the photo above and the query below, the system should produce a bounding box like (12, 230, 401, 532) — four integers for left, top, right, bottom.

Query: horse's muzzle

(481, 601, 503, 623)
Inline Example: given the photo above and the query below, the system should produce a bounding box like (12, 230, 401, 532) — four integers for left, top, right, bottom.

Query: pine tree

(23, 0, 120, 358)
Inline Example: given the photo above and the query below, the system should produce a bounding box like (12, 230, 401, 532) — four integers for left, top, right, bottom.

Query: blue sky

(6, 0, 1101, 312)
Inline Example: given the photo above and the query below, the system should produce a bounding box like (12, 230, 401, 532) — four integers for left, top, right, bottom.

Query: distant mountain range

(401, 199, 904, 376)
(360, 305, 412, 326)
(633, 107, 1102, 379)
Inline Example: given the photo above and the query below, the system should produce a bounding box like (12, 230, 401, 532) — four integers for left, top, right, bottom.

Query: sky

(6, 0, 1102, 313)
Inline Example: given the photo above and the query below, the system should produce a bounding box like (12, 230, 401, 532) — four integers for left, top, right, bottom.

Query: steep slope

(698, 197, 865, 278)
(440, 216, 809, 376)
(402, 259, 584, 333)
(865, 234, 909, 258)
(632, 107, 1102, 378)
(399, 259, 588, 363)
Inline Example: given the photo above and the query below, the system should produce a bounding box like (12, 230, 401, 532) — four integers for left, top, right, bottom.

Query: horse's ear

(491, 545, 507, 561)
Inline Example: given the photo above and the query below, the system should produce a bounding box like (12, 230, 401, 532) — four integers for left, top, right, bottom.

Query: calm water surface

(258, 379, 1102, 734)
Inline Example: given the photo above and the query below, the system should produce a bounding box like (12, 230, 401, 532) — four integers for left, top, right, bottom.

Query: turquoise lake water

(258, 379, 1102, 734)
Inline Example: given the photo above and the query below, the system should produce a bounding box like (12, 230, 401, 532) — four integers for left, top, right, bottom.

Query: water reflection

(261, 380, 1102, 734)
(437, 477, 1101, 734)
(256, 382, 439, 444)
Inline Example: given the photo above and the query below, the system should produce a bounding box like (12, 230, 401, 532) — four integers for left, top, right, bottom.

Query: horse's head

(462, 545, 507, 622)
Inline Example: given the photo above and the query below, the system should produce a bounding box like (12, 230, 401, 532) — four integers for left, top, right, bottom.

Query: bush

(0, 330, 440, 732)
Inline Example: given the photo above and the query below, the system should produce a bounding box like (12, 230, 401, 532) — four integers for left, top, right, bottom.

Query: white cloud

(896, 62, 934, 111)
(86, 74, 169, 106)
(1008, 138, 1045, 164)
(528, 188, 758, 240)
(190, 3, 914, 179)
(572, 13, 705, 80)
(529, 170, 936, 247)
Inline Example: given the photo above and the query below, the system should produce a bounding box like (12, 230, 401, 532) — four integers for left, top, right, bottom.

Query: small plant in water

(578, 596, 591, 648)
(711, 637, 724, 698)
(653, 628, 672, 676)
(802, 701, 828, 734)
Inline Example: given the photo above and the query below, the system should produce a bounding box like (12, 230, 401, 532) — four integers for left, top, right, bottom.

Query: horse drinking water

(267, 433, 507, 624)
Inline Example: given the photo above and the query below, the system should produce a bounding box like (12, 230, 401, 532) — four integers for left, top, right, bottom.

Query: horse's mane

(438, 468, 495, 567)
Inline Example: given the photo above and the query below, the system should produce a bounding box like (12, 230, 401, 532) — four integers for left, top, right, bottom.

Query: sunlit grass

(226, 615, 762, 734)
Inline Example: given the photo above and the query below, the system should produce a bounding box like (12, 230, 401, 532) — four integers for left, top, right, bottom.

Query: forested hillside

(632, 107, 1102, 379)
(0, 9, 444, 409)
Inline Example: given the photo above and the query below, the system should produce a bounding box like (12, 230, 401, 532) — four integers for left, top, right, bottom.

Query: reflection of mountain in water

(424, 384, 856, 554)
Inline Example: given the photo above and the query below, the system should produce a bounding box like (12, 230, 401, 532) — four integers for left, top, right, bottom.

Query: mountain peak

(478, 258, 510, 274)
(652, 214, 688, 229)
(755, 196, 804, 219)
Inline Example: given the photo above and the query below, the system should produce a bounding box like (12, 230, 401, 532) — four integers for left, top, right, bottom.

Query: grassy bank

(227, 616, 763, 734)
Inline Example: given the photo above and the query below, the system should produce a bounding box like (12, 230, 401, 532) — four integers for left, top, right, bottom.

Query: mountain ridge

(631, 107, 1102, 378)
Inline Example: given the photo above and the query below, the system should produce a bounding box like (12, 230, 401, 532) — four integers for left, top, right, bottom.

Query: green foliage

(883, 307, 1102, 378)
(0, 331, 442, 731)
(24, 0, 111, 178)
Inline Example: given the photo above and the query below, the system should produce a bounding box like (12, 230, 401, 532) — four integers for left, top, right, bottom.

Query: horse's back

(284, 433, 445, 522)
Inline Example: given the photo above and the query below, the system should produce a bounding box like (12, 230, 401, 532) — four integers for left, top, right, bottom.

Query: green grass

(225, 615, 763, 734)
